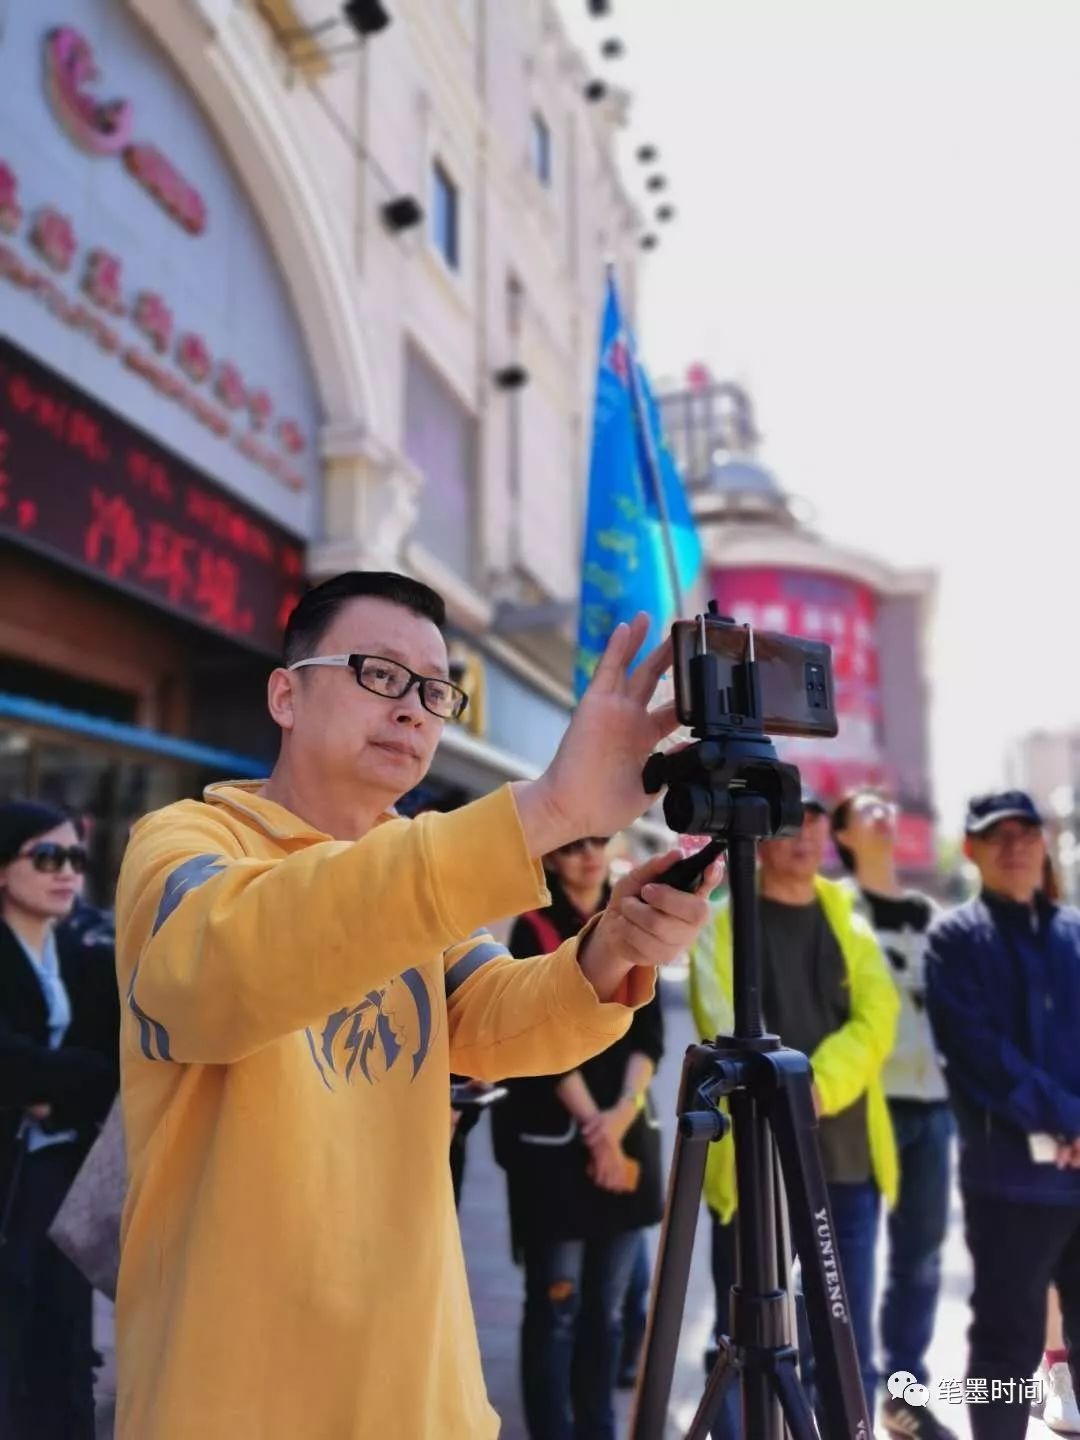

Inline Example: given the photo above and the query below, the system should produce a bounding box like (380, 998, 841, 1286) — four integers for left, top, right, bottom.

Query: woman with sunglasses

(495, 834, 665, 1440)
(0, 801, 120, 1439)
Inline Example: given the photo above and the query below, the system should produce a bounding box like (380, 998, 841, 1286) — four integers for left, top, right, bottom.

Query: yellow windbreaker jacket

(689, 874, 899, 1224)
(113, 781, 653, 1439)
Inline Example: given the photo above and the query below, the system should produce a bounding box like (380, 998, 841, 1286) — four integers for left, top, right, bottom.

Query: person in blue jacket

(926, 790, 1080, 1440)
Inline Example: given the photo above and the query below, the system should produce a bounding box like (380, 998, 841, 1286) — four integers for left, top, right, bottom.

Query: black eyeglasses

(555, 837, 611, 856)
(287, 653, 469, 721)
(17, 843, 88, 875)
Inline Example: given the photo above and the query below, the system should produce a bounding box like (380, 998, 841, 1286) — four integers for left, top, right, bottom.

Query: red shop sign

(894, 813, 936, 871)
(0, 337, 304, 653)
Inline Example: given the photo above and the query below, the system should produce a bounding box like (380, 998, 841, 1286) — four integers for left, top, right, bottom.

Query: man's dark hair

(829, 787, 888, 874)
(282, 572, 446, 667)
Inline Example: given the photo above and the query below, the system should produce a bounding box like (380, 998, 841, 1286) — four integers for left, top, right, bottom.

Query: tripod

(628, 624, 872, 1440)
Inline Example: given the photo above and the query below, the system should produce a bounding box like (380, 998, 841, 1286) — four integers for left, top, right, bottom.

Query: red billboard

(711, 565, 935, 869)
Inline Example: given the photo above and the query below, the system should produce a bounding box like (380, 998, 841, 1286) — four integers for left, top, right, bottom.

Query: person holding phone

(449, 1076, 507, 1208)
(926, 792, 1080, 1440)
(112, 572, 719, 1440)
(495, 835, 665, 1440)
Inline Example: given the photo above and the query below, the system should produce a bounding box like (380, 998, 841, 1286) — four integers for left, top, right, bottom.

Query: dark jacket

(0, 905, 120, 1210)
(494, 878, 665, 1247)
(925, 890, 1080, 1203)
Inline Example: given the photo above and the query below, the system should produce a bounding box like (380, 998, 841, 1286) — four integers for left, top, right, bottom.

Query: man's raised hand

(514, 615, 678, 858)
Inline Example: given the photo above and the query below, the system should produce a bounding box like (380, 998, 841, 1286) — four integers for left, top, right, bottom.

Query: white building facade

(0, 0, 644, 878)
(139, 0, 643, 801)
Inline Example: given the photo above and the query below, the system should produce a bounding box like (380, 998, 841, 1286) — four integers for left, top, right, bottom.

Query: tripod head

(643, 603, 804, 851)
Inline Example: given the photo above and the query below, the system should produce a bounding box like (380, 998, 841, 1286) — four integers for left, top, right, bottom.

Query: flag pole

(609, 264, 685, 618)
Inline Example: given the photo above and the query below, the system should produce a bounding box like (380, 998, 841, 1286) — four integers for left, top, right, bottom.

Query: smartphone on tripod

(670, 615, 837, 738)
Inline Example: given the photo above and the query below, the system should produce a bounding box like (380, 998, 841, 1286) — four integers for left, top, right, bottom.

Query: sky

(557, 0, 1080, 830)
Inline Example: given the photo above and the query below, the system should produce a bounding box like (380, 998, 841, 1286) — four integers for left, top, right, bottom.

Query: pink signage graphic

(0, 162, 23, 233)
(0, 158, 309, 492)
(134, 291, 173, 354)
(30, 205, 76, 273)
(44, 27, 207, 235)
(43, 26, 133, 156)
(82, 247, 125, 314)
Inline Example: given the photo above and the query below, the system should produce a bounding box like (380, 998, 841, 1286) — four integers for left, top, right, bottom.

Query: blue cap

(965, 790, 1042, 836)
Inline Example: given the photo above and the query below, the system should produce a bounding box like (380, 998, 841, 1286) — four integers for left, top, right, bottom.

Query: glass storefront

(0, 723, 178, 905)
(0, 713, 265, 907)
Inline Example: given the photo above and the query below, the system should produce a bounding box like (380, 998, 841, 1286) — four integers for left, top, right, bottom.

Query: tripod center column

(728, 798, 771, 1039)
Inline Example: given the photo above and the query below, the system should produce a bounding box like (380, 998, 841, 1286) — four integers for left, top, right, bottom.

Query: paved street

(94, 966, 1057, 1439)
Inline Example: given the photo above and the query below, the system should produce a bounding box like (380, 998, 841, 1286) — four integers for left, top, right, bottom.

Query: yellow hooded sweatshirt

(113, 781, 653, 1440)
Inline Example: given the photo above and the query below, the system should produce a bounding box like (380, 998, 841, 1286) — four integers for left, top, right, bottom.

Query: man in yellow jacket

(689, 793, 899, 1429)
(113, 570, 720, 1440)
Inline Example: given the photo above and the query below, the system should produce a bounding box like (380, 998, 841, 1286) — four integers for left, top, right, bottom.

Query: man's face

(758, 809, 829, 887)
(835, 791, 897, 868)
(275, 598, 449, 805)
(965, 818, 1047, 903)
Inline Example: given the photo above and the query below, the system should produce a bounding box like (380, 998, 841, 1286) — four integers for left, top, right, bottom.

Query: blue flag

(574, 274, 702, 697)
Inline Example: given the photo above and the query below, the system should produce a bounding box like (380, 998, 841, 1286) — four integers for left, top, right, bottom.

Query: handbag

(47, 1097, 127, 1300)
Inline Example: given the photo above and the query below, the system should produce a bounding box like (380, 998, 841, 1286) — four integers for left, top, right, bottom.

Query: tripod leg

(772, 1349, 823, 1440)
(773, 1146, 801, 1381)
(683, 1340, 740, 1440)
(763, 1048, 873, 1440)
(630, 1046, 720, 1440)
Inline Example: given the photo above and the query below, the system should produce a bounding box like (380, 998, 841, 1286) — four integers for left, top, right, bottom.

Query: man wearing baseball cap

(691, 788, 899, 1430)
(926, 791, 1080, 1439)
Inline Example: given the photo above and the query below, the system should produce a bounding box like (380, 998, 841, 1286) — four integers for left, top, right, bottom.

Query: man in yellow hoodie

(689, 792, 898, 1430)
(114, 570, 718, 1440)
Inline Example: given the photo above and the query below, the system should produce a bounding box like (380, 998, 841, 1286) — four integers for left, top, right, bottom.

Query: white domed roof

(708, 457, 784, 499)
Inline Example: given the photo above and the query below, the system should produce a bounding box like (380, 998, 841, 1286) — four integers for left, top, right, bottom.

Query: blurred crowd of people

(4, 761, 1080, 1440)
(466, 785, 1080, 1440)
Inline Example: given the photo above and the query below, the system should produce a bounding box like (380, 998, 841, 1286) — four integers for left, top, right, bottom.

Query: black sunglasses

(17, 843, 88, 875)
(555, 837, 611, 856)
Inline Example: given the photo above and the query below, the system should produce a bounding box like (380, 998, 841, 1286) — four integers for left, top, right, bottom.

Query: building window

(431, 160, 460, 271)
(404, 343, 477, 580)
(531, 112, 552, 186)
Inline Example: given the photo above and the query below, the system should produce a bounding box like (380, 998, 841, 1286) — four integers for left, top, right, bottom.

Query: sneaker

(1045, 1360, 1080, 1435)
(879, 1395, 958, 1440)
(1036, 1360, 1051, 1418)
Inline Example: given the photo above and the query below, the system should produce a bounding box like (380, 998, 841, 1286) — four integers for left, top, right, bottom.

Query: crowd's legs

(520, 1232, 640, 1440)
(881, 1098, 953, 1387)
(963, 1196, 1080, 1440)
(0, 1145, 95, 1439)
